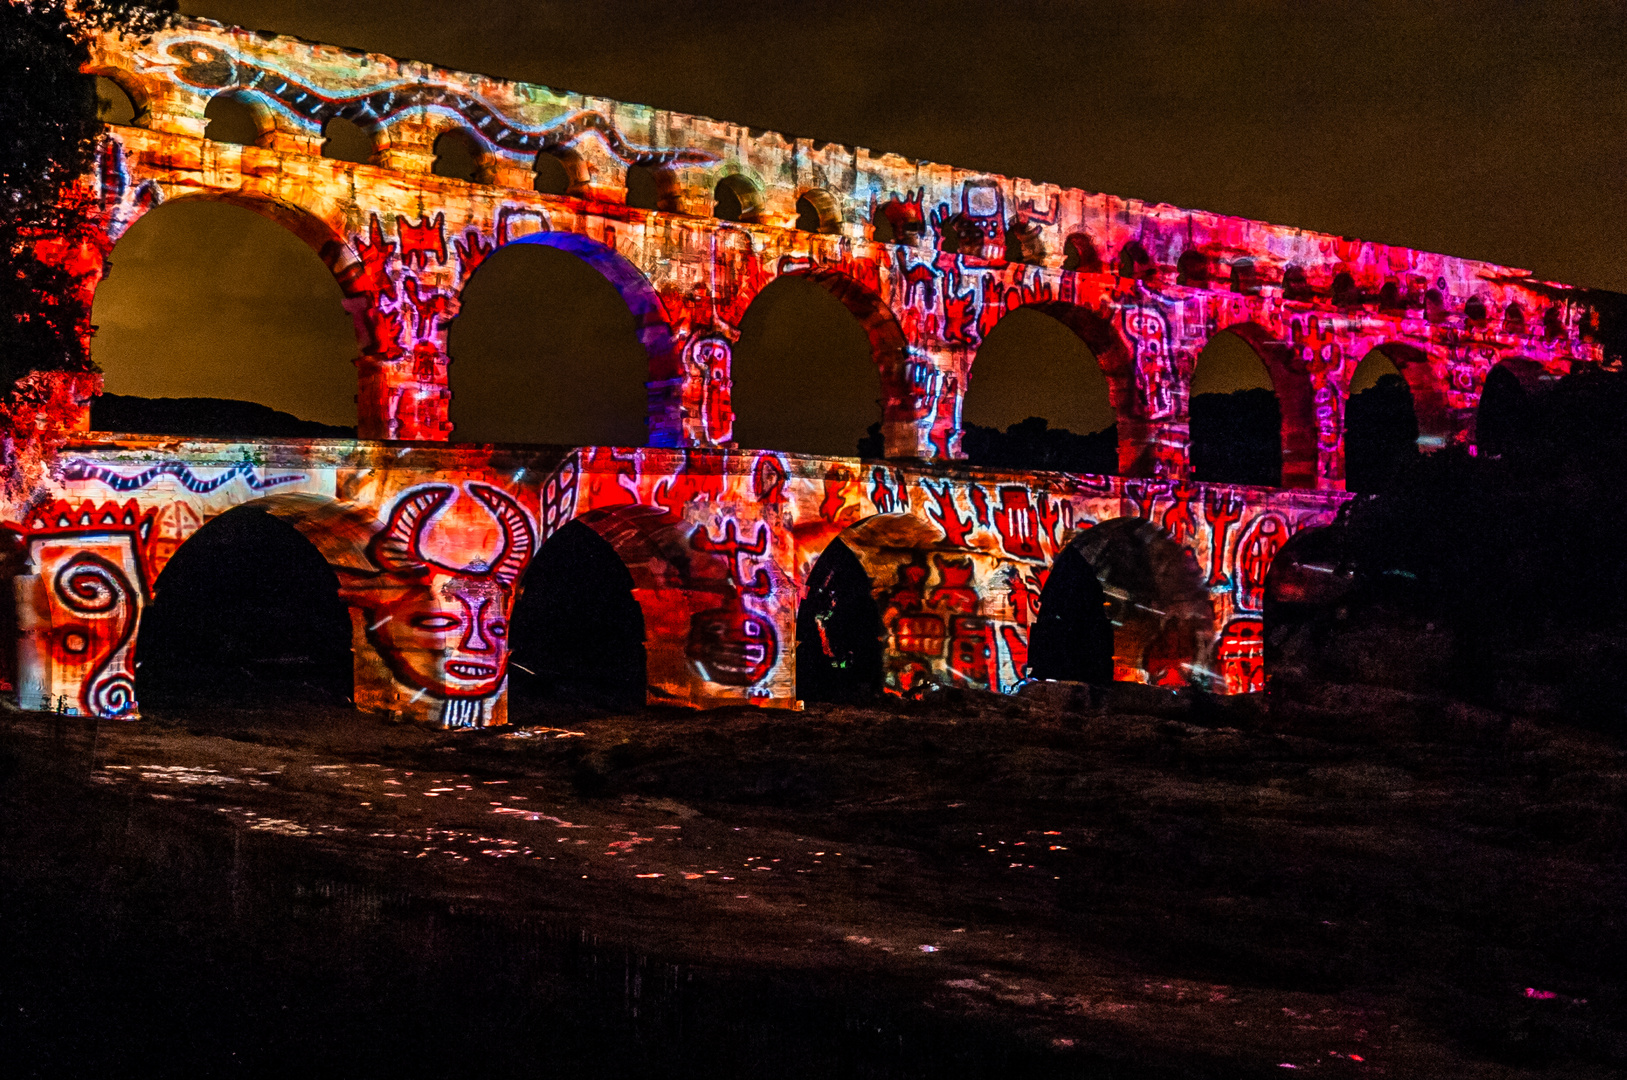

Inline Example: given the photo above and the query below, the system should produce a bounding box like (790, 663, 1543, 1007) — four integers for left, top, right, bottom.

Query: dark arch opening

(1345, 350, 1419, 492)
(871, 208, 895, 243)
(961, 306, 1117, 475)
(95, 76, 136, 124)
(625, 164, 660, 210)
(795, 196, 821, 232)
(714, 176, 760, 223)
(795, 539, 884, 702)
(1189, 330, 1281, 486)
(1004, 220, 1044, 265)
(1117, 241, 1154, 280)
(134, 506, 354, 710)
(321, 116, 373, 164)
(1476, 362, 1536, 459)
(1504, 302, 1526, 334)
(446, 238, 656, 446)
(1282, 265, 1312, 301)
(432, 131, 479, 181)
(533, 152, 571, 196)
(1027, 545, 1113, 683)
(1062, 234, 1101, 273)
(1073, 517, 1214, 687)
(1378, 281, 1403, 310)
(1176, 250, 1208, 287)
(203, 92, 259, 146)
(731, 274, 880, 456)
(90, 199, 358, 436)
(1230, 258, 1260, 296)
(1464, 295, 1488, 322)
(1332, 271, 1361, 307)
(1262, 525, 1351, 693)
(507, 520, 646, 714)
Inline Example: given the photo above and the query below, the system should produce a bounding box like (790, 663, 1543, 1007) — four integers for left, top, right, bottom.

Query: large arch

(133, 501, 355, 710)
(961, 305, 1119, 475)
(969, 301, 1144, 474)
(1193, 324, 1319, 487)
(731, 267, 910, 458)
(795, 537, 885, 702)
(446, 231, 672, 446)
(1367, 343, 1454, 451)
(507, 518, 646, 714)
(1262, 525, 1353, 694)
(1474, 356, 1553, 458)
(1345, 349, 1420, 493)
(1026, 543, 1114, 683)
(90, 194, 363, 434)
(1061, 516, 1215, 686)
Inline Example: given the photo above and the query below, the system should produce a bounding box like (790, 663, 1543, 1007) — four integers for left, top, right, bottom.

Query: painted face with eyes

(372, 573, 513, 698)
(355, 484, 534, 700)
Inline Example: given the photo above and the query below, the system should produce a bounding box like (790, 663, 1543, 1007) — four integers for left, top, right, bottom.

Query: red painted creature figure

(347, 483, 535, 700)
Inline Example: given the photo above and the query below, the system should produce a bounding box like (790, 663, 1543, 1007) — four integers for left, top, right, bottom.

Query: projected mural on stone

(3, 15, 1602, 724)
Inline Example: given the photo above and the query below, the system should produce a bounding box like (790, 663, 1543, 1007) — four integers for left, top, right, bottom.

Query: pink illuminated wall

(2, 15, 1604, 724)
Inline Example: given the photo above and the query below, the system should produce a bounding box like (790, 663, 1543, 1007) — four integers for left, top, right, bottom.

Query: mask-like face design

(686, 594, 777, 686)
(360, 484, 535, 699)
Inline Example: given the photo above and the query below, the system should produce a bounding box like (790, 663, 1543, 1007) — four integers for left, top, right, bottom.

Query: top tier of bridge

(89, 15, 1568, 307)
(75, 16, 1599, 490)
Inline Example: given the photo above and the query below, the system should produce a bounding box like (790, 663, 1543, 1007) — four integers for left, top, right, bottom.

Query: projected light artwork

(2, 15, 1601, 723)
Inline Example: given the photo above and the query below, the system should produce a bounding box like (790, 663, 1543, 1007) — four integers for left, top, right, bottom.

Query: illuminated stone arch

(566, 504, 793, 708)
(89, 191, 366, 429)
(129, 491, 379, 712)
(1366, 343, 1455, 452)
(1046, 515, 1216, 687)
(727, 265, 915, 457)
(449, 230, 679, 447)
(1202, 320, 1319, 489)
(966, 301, 1145, 475)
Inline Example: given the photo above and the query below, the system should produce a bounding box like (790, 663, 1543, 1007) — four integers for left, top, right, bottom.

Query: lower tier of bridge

(4, 435, 1347, 724)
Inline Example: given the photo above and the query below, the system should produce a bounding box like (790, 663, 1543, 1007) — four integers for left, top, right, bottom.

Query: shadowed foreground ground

(3, 687, 1624, 1077)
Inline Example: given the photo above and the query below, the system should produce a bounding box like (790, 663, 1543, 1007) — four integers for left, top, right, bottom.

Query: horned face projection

(352, 483, 535, 699)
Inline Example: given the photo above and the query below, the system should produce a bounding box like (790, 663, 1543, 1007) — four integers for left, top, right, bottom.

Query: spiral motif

(55, 554, 124, 614)
(51, 554, 137, 719)
(87, 674, 137, 720)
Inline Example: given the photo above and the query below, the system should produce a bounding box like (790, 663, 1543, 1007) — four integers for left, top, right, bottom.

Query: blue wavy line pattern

(63, 460, 306, 494)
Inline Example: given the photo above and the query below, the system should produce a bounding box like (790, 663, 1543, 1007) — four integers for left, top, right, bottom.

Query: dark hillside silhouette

(91, 394, 356, 439)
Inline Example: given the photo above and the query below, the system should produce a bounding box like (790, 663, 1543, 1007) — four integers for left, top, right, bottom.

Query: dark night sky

(91, 0, 1627, 448)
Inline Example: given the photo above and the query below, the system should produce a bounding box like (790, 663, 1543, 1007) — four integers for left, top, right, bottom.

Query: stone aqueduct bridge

(8, 17, 1600, 724)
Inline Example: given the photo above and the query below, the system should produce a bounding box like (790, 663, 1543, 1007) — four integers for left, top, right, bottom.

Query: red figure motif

(947, 615, 995, 689)
(1122, 305, 1175, 420)
(1202, 488, 1246, 586)
(940, 275, 980, 344)
(924, 481, 973, 548)
(686, 520, 777, 686)
(398, 212, 446, 270)
(346, 483, 535, 701)
(403, 278, 455, 340)
(927, 555, 979, 613)
(752, 453, 787, 506)
(682, 335, 733, 444)
(1217, 618, 1265, 694)
(341, 214, 396, 296)
(454, 228, 495, 283)
(968, 484, 990, 528)
(868, 467, 898, 514)
(878, 189, 926, 245)
(1161, 481, 1197, 546)
(994, 487, 1044, 560)
(1234, 513, 1290, 612)
(819, 466, 862, 528)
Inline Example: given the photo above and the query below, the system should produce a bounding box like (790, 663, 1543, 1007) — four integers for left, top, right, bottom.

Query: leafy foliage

(0, 0, 174, 395)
